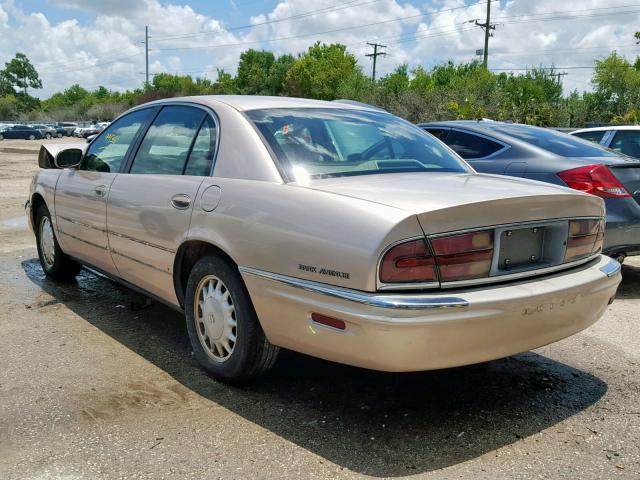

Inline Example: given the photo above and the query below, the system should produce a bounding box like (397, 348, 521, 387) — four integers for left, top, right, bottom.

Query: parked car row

(0, 121, 115, 141)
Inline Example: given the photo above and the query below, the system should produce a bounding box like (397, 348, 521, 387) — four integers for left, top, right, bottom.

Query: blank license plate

(498, 227, 544, 270)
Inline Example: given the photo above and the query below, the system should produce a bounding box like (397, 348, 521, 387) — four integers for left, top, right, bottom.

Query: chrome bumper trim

(239, 266, 469, 310)
(600, 257, 622, 277)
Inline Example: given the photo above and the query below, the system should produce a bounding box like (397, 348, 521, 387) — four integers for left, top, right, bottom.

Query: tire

(35, 204, 82, 281)
(185, 255, 279, 383)
(29, 134, 35, 140)
(45, 133, 52, 139)
(0, 134, 3, 141)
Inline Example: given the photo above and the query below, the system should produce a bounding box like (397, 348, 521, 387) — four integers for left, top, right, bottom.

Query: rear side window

(130, 106, 205, 175)
(82, 108, 151, 173)
(444, 130, 504, 159)
(572, 130, 606, 144)
(425, 128, 449, 140)
(184, 116, 217, 176)
(491, 124, 618, 158)
(609, 130, 640, 158)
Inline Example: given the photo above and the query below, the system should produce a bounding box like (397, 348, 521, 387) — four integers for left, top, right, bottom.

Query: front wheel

(0, 134, 3, 141)
(185, 256, 279, 383)
(35, 205, 82, 281)
(29, 134, 36, 140)
(45, 133, 52, 139)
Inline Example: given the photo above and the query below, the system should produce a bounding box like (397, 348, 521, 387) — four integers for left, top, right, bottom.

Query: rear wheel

(45, 133, 52, 139)
(29, 134, 36, 140)
(0, 134, 3, 141)
(185, 256, 279, 383)
(35, 205, 82, 281)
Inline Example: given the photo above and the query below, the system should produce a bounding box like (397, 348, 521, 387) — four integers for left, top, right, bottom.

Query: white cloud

(0, 0, 638, 97)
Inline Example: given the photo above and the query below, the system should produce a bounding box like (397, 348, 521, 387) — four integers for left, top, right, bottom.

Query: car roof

(572, 125, 640, 133)
(142, 95, 382, 112)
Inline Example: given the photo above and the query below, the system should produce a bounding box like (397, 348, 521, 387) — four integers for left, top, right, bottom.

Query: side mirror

(54, 148, 83, 169)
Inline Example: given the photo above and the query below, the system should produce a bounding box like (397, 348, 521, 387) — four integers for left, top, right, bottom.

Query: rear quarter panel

(188, 177, 423, 292)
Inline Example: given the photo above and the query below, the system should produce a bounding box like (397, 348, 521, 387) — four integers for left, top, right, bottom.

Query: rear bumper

(241, 255, 621, 372)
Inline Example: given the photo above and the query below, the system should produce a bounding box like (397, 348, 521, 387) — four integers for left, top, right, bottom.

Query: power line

(155, 1, 490, 52)
(365, 42, 386, 81)
(153, 0, 381, 42)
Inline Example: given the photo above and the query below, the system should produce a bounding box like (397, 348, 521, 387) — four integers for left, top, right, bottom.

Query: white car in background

(571, 126, 640, 159)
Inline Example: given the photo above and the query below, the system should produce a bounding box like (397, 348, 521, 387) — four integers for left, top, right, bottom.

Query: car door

(440, 129, 508, 174)
(107, 105, 217, 304)
(54, 108, 153, 274)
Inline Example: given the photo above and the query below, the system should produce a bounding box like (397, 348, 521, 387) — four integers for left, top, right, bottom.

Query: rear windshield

(489, 124, 619, 158)
(246, 108, 470, 180)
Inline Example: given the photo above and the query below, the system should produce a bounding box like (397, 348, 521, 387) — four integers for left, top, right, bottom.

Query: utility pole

(552, 72, 568, 88)
(365, 42, 386, 81)
(475, 1, 496, 68)
(144, 26, 149, 87)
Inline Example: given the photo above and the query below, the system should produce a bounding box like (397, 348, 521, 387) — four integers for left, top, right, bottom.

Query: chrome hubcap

(194, 275, 237, 362)
(39, 216, 55, 269)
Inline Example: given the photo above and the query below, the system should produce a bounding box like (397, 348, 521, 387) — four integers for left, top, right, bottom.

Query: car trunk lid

(609, 163, 640, 206)
(298, 172, 604, 235)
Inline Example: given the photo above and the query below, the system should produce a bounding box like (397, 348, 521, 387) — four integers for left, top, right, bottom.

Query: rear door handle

(171, 194, 192, 210)
(94, 185, 107, 197)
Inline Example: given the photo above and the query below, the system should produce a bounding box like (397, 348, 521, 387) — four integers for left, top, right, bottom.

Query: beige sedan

(27, 96, 621, 382)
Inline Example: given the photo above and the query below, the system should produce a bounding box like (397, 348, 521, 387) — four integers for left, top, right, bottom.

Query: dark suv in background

(421, 120, 640, 261)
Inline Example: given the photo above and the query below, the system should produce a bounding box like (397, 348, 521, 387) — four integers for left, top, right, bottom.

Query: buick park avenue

(27, 96, 622, 382)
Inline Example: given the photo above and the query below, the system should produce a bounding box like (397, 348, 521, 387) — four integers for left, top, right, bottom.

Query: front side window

(247, 108, 470, 180)
(425, 128, 449, 140)
(443, 130, 504, 159)
(609, 130, 640, 158)
(572, 130, 606, 144)
(130, 106, 205, 175)
(82, 109, 151, 173)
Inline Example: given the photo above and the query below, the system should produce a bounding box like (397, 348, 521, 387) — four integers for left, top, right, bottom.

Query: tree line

(1, 41, 640, 127)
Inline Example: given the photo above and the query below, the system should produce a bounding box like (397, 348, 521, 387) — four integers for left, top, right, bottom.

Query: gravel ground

(0, 139, 639, 480)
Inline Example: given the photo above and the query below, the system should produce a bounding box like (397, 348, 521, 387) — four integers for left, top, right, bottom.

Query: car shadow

(617, 262, 640, 299)
(22, 259, 607, 477)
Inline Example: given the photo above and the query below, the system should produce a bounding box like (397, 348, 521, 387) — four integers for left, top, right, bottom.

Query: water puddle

(0, 216, 28, 230)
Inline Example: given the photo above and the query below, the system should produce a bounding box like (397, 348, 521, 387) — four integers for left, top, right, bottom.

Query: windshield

(489, 124, 619, 158)
(246, 108, 471, 180)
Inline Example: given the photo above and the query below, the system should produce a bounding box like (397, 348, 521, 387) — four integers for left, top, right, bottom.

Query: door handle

(94, 185, 107, 197)
(171, 194, 192, 210)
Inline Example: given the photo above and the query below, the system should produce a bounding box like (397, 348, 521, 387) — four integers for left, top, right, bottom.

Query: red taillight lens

(431, 230, 494, 281)
(564, 219, 605, 262)
(558, 164, 630, 198)
(379, 239, 437, 283)
(380, 231, 494, 285)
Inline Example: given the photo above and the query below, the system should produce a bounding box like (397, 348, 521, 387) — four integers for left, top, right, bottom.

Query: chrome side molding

(239, 266, 469, 310)
(600, 257, 622, 277)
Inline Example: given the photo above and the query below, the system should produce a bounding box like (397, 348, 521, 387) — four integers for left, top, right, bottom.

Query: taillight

(431, 230, 494, 281)
(379, 230, 494, 284)
(564, 219, 605, 262)
(558, 164, 630, 198)
(379, 239, 437, 283)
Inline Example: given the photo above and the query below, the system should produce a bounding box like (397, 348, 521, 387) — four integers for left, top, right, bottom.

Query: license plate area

(492, 221, 568, 276)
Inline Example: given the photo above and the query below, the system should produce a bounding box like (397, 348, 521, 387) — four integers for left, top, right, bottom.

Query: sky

(0, 0, 638, 98)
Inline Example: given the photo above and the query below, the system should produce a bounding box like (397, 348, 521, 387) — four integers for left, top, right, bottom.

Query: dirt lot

(0, 139, 639, 479)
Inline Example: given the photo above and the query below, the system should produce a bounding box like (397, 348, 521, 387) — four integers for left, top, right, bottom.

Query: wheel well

(31, 193, 46, 227)
(173, 241, 237, 308)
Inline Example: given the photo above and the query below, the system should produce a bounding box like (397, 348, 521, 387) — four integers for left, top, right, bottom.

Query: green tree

(0, 95, 19, 119)
(236, 49, 275, 95)
(284, 42, 360, 100)
(2, 53, 42, 95)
